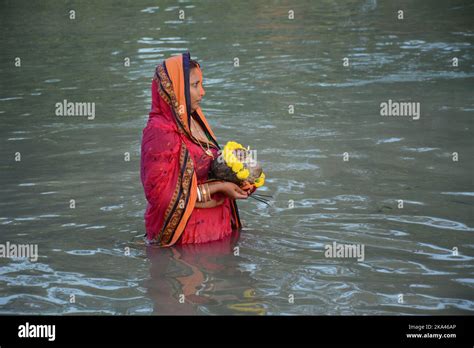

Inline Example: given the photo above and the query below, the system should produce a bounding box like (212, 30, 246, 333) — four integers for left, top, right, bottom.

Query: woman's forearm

(196, 181, 222, 203)
(207, 181, 223, 195)
(195, 181, 224, 208)
(197, 180, 248, 201)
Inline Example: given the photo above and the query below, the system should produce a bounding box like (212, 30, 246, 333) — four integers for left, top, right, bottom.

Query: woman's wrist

(197, 181, 221, 203)
(207, 181, 223, 195)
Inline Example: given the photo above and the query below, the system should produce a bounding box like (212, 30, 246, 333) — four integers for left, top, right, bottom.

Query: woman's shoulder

(141, 118, 183, 151)
(144, 117, 179, 134)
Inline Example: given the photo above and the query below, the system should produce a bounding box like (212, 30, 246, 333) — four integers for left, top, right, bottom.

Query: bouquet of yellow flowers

(211, 141, 266, 190)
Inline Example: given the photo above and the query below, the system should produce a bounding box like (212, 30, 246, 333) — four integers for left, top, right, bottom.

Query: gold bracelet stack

(198, 183, 211, 203)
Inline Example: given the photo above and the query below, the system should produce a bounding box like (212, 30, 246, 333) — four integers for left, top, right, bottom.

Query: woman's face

(189, 68, 205, 113)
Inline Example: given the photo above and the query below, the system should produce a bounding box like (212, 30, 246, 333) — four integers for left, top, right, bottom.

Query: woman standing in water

(141, 52, 250, 246)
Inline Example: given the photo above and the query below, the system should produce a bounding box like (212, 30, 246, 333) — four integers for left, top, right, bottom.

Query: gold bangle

(199, 185, 204, 202)
(197, 186, 203, 202)
(199, 184, 208, 203)
(205, 183, 211, 201)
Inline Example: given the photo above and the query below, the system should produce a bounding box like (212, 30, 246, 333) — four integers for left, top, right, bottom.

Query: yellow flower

(223, 141, 253, 180)
(225, 141, 244, 151)
(225, 141, 236, 150)
(237, 169, 249, 180)
(254, 172, 265, 188)
(222, 148, 235, 165)
(227, 154, 238, 166)
(232, 162, 243, 173)
(223, 141, 245, 168)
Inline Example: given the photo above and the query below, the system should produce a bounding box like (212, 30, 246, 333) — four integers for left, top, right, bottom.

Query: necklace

(191, 117, 214, 159)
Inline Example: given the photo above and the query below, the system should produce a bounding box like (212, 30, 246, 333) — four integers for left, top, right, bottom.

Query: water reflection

(144, 230, 267, 315)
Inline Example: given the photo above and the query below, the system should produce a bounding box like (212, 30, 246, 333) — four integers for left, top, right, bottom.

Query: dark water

(0, 0, 473, 315)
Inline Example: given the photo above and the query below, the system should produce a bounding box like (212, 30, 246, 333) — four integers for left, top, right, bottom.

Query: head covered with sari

(141, 52, 242, 247)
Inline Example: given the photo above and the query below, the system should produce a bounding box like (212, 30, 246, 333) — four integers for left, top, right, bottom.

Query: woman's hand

(211, 181, 249, 200)
(240, 181, 257, 196)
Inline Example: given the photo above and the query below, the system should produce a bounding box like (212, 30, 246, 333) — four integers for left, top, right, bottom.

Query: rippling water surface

(1, 0, 473, 315)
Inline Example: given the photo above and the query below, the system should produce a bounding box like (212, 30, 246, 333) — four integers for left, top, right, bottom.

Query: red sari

(140, 53, 241, 247)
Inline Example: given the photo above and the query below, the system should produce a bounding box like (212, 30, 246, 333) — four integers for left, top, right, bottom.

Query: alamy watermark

(217, 149, 258, 167)
(18, 322, 55, 341)
(380, 99, 420, 120)
(324, 241, 365, 262)
(0, 241, 38, 262)
(55, 99, 95, 120)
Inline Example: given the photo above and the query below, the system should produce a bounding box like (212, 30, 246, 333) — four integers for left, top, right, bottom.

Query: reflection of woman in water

(144, 230, 267, 315)
(141, 52, 251, 247)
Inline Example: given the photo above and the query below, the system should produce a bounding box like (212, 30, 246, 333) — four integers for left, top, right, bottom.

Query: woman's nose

(200, 86, 205, 97)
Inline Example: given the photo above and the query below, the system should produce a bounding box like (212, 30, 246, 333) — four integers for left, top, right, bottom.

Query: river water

(1, 0, 473, 315)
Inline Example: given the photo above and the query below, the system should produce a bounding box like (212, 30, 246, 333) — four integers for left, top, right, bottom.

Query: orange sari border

(151, 143, 197, 247)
